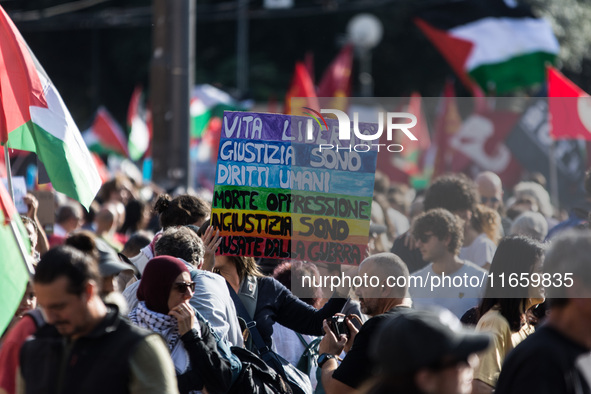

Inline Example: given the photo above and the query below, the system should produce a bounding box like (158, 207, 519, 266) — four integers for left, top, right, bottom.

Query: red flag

(547, 66, 591, 140)
(284, 62, 319, 115)
(317, 44, 353, 111)
(89, 107, 129, 157)
(0, 6, 48, 144)
(393, 93, 431, 176)
(432, 80, 463, 179)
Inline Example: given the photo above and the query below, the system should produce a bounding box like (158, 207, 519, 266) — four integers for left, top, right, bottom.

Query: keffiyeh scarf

(129, 301, 190, 373)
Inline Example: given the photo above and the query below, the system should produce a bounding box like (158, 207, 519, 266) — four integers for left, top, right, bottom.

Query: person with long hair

(472, 236, 545, 394)
(214, 255, 348, 348)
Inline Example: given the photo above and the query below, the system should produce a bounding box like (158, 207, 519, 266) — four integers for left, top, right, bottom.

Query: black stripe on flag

(415, 0, 535, 30)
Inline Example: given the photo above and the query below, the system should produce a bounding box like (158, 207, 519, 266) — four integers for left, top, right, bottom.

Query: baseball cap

(95, 238, 136, 277)
(371, 308, 490, 374)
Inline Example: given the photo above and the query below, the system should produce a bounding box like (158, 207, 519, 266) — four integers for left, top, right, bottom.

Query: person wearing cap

(65, 231, 137, 307)
(364, 307, 490, 394)
(129, 256, 234, 394)
(317, 253, 411, 394)
(495, 230, 591, 394)
(18, 246, 179, 394)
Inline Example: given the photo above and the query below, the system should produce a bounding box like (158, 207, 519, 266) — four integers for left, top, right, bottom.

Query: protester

(472, 236, 545, 393)
(509, 211, 548, 241)
(475, 171, 511, 235)
(495, 230, 591, 394)
(128, 193, 210, 274)
(271, 260, 324, 390)
(129, 256, 234, 394)
(48, 201, 83, 247)
(22, 193, 49, 255)
(318, 253, 411, 393)
(410, 208, 487, 318)
(364, 308, 490, 394)
(94, 204, 124, 251)
(120, 199, 152, 235)
(123, 226, 242, 347)
(0, 282, 35, 342)
(391, 174, 490, 272)
(545, 168, 591, 240)
(513, 181, 557, 230)
(18, 246, 178, 394)
(121, 231, 153, 260)
(214, 254, 348, 349)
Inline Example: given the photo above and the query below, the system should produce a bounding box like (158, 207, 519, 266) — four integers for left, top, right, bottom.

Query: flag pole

(549, 140, 559, 211)
(4, 145, 14, 202)
(9, 217, 35, 276)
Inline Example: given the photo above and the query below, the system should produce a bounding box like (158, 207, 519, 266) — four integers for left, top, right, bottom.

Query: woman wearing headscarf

(129, 256, 233, 394)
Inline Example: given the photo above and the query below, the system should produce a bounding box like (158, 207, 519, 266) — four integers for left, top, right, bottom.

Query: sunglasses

(481, 196, 499, 204)
(417, 233, 435, 243)
(173, 281, 196, 293)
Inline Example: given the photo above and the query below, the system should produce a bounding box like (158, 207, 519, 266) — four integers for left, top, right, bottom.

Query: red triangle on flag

(547, 66, 591, 141)
(0, 6, 48, 144)
(414, 18, 475, 93)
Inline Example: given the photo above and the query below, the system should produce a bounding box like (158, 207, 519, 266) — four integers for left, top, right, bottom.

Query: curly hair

(471, 204, 502, 245)
(155, 226, 204, 266)
(423, 174, 479, 213)
(411, 208, 464, 256)
(154, 193, 210, 229)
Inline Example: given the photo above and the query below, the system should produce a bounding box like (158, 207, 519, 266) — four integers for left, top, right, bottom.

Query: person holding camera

(317, 253, 412, 394)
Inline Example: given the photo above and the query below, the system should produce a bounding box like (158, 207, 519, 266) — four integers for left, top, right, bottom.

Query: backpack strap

(226, 280, 270, 355)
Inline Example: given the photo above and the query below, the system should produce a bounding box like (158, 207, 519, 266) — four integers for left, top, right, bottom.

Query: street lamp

(347, 14, 383, 97)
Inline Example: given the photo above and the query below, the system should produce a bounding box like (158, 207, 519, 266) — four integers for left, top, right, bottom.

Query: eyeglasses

(417, 233, 435, 243)
(173, 281, 196, 294)
(481, 196, 500, 204)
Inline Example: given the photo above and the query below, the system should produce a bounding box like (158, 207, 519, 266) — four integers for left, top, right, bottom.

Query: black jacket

(20, 307, 151, 394)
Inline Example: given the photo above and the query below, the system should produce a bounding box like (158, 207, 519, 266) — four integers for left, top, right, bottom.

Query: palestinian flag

(127, 86, 151, 161)
(547, 66, 591, 141)
(0, 5, 101, 209)
(415, 0, 559, 94)
(84, 106, 129, 157)
(190, 84, 244, 139)
(0, 180, 31, 335)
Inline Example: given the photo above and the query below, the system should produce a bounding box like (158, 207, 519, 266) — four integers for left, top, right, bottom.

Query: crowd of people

(1, 168, 591, 394)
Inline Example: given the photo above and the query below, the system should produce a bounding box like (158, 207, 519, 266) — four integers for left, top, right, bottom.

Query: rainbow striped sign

(211, 111, 377, 265)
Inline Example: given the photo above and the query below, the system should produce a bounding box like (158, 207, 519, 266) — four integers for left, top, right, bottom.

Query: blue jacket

(237, 276, 347, 348)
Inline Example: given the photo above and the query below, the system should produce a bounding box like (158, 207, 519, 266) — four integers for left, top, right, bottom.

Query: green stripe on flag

(4, 121, 37, 152)
(31, 123, 99, 210)
(469, 51, 557, 94)
(0, 212, 30, 335)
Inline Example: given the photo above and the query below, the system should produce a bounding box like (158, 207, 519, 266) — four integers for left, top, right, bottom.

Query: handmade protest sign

(212, 111, 378, 265)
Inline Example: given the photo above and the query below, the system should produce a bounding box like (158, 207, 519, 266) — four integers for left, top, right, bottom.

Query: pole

(236, 0, 248, 98)
(9, 218, 35, 276)
(4, 145, 14, 202)
(151, 0, 195, 191)
(549, 140, 560, 211)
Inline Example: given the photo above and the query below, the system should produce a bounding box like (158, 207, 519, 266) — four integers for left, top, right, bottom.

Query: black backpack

(228, 346, 293, 394)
